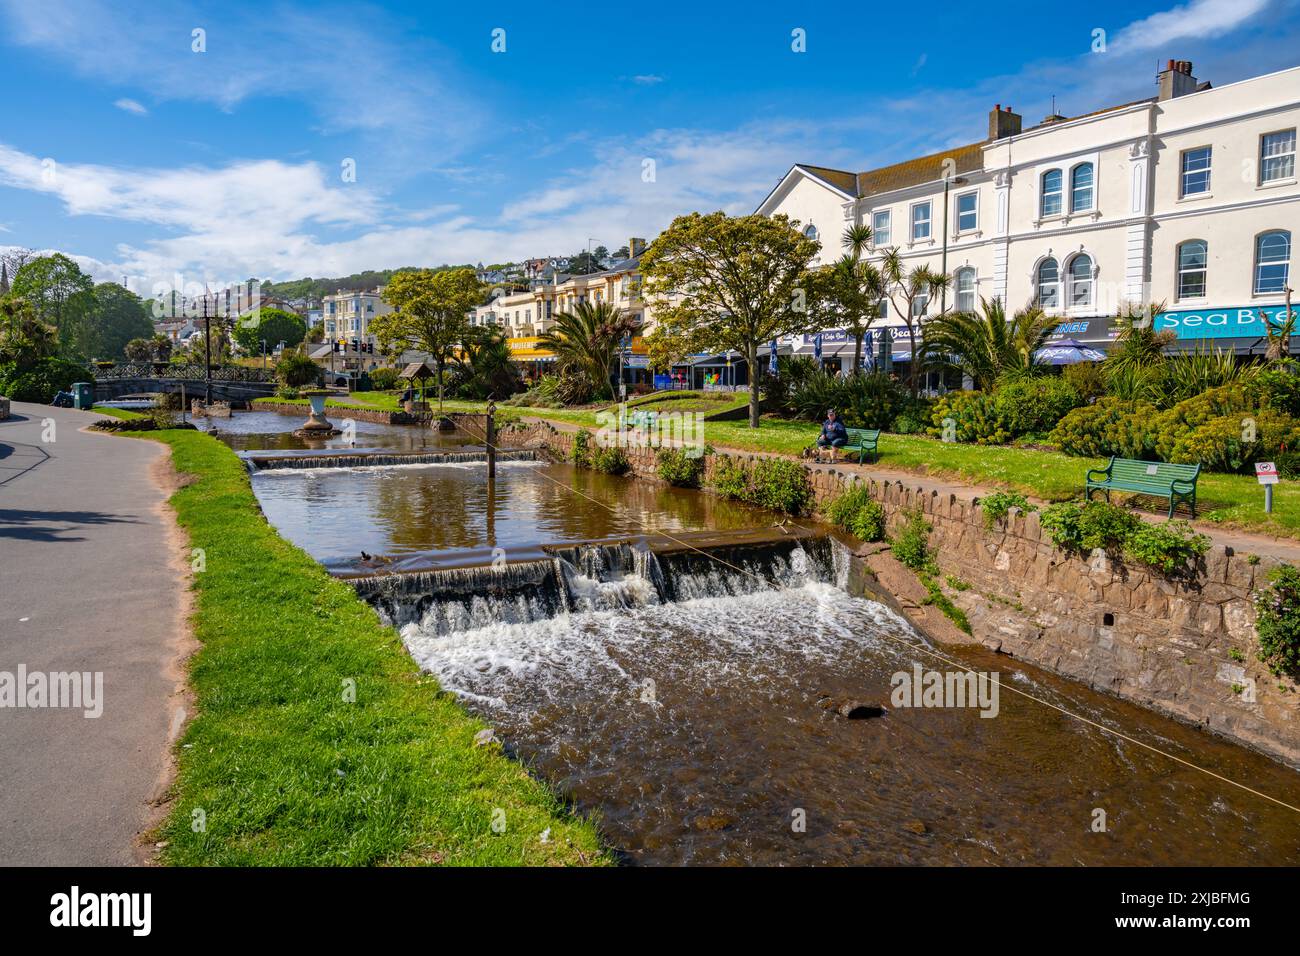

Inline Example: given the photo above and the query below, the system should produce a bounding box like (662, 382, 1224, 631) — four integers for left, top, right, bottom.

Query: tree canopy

(640, 211, 821, 427)
(232, 306, 307, 355)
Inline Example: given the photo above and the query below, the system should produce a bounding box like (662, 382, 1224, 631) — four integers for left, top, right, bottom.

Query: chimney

(989, 104, 1022, 140)
(628, 237, 647, 258)
(1158, 59, 1198, 100)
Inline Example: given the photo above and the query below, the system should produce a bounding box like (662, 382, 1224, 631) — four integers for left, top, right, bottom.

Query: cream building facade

(758, 60, 1298, 366)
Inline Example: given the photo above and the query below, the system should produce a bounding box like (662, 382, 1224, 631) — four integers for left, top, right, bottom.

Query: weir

(246, 448, 537, 470)
(347, 527, 844, 634)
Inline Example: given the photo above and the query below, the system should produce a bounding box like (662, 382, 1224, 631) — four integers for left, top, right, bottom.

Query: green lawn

(124, 427, 607, 866)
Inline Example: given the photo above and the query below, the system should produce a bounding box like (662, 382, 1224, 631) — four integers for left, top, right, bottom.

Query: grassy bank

(131, 426, 606, 865)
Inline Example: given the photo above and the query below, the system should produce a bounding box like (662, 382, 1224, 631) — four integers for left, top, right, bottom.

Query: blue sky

(1, 0, 1298, 297)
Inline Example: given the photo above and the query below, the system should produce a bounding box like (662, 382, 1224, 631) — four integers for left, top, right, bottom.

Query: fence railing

(95, 363, 276, 383)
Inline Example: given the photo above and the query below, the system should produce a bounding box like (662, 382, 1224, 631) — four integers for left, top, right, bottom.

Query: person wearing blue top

(816, 409, 847, 460)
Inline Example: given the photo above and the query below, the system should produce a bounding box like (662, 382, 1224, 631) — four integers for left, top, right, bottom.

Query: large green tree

(371, 267, 485, 410)
(9, 254, 95, 356)
(86, 282, 153, 359)
(232, 306, 307, 356)
(641, 211, 821, 427)
(537, 300, 638, 402)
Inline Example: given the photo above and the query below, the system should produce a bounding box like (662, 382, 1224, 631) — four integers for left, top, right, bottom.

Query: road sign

(1256, 462, 1280, 485)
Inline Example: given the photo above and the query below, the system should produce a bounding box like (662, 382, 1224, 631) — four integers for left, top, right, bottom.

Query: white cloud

(113, 98, 147, 115)
(631, 75, 664, 85)
(1113, 0, 1271, 52)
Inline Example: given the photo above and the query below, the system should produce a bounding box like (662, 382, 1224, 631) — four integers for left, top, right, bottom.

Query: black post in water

(485, 399, 496, 482)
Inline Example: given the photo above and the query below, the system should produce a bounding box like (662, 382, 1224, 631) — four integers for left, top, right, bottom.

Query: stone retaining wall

(514, 421, 1299, 766)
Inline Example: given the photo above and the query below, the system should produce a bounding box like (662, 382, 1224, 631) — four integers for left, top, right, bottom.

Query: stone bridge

(92, 363, 278, 404)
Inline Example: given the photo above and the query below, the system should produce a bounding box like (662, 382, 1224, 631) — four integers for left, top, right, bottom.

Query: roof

(854, 141, 985, 197)
(399, 362, 436, 380)
(797, 165, 859, 196)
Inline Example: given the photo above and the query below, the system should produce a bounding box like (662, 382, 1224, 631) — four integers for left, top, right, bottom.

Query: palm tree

(1262, 288, 1294, 361)
(0, 296, 59, 369)
(920, 297, 1056, 390)
(1105, 300, 1175, 376)
(536, 300, 638, 402)
(450, 326, 521, 399)
(840, 225, 887, 374)
(879, 249, 947, 395)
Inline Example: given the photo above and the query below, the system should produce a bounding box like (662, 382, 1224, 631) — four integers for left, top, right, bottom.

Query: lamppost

(940, 174, 968, 313)
(201, 291, 213, 405)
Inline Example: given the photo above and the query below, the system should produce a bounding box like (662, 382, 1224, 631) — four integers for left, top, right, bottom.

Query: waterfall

(348, 532, 843, 637)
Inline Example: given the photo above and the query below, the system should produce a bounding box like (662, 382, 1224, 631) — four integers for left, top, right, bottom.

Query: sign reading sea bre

(1155, 304, 1296, 340)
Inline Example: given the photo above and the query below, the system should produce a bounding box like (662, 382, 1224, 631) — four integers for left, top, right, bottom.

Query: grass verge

(131, 427, 607, 865)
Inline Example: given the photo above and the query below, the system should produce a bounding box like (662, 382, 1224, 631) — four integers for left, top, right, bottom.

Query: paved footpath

(0, 403, 182, 865)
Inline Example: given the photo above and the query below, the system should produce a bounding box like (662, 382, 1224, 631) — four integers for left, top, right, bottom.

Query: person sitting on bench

(816, 409, 847, 459)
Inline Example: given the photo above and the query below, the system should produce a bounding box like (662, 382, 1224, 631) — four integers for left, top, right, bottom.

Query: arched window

(1070, 163, 1094, 212)
(955, 267, 976, 312)
(1068, 254, 1094, 308)
(1177, 240, 1208, 299)
(1036, 257, 1060, 309)
(1040, 170, 1063, 218)
(1255, 230, 1292, 295)
(803, 223, 819, 242)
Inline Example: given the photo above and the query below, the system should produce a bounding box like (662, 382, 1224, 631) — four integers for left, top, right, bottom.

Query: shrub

(980, 491, 1036, 530)
(789, 371, 915, 430)
(1050, 398, 1155, 459)
(891, 508, 935, 573)
(0, 357, 94, 403)
(369, 367, 400, 391)
(274, 352, 321, 388)
(1255, 564, 1300, 678)
(709, 456, 751, 501)
(589, 446, 629, 475)
(824, 484, 886, 542)
(1062, 362, 1107, 403)
(748, 457, 814, 515)
(1251, 361, 1300, 417)
(992, 376, 1083, 438)
(1121, 521, 1210, 574)
(656, 447, 706, 487)
(571, 428, 592, 467)
(275, 385, 301, 400)
(1168, 410, 1300, 474)
(1149, 384, 1255, 460)
(1040, 499, 1207, 574)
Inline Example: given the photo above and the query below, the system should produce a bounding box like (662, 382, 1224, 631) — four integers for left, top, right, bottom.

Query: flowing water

(193, 408, 477, 453)
(220, 413, 1300, 866)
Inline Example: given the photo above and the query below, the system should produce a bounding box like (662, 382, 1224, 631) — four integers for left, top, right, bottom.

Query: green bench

(1086, 456, 1201, 518)
(844, 428, 881, 464)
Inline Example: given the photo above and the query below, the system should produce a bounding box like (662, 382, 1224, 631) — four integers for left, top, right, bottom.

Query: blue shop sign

(1156, 305, 1296, 339)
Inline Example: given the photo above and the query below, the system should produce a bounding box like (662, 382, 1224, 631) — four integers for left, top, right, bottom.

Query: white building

(758, 59, 1298, 371)
(321, 288, 393, 347)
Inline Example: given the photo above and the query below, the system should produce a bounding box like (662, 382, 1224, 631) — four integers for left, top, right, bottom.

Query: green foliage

(571, 428, 593, 467)
(1051, 399, 1156, 459)
(86, 282, 154, 360)
(449, 327, 522, 400)
(1121, 520, 1211, 574)
(709, 455, 751, 501)
(274, 352, 321, 388)
(656, 447, 706, 487)
(0, 357, 93, 402)
(707, 455, 813, 515)
(232, 307, 307, 355)
(1249, 360, 1300, 417)
(824, 483, 886, 541)
(1062, 361, 1107, 403)
(748, 457, 814, 514)
(920, 297, 1058, 390)
(9, 253, 95, 356)
(1039, 500, 1208, 574)
(892, 508, 934, 573)
(788, 370, 922, 431)
(1254, 564, 1300, 677)
(919, 574, 972, 634)
(369, 367, 400, 391)
(926, 378, 1082, 445)
(980, 491, 1036, 529)
(537, 301, 636, 402)
(589, 446, 630, 475)
(1167, 411, 1300, 473)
